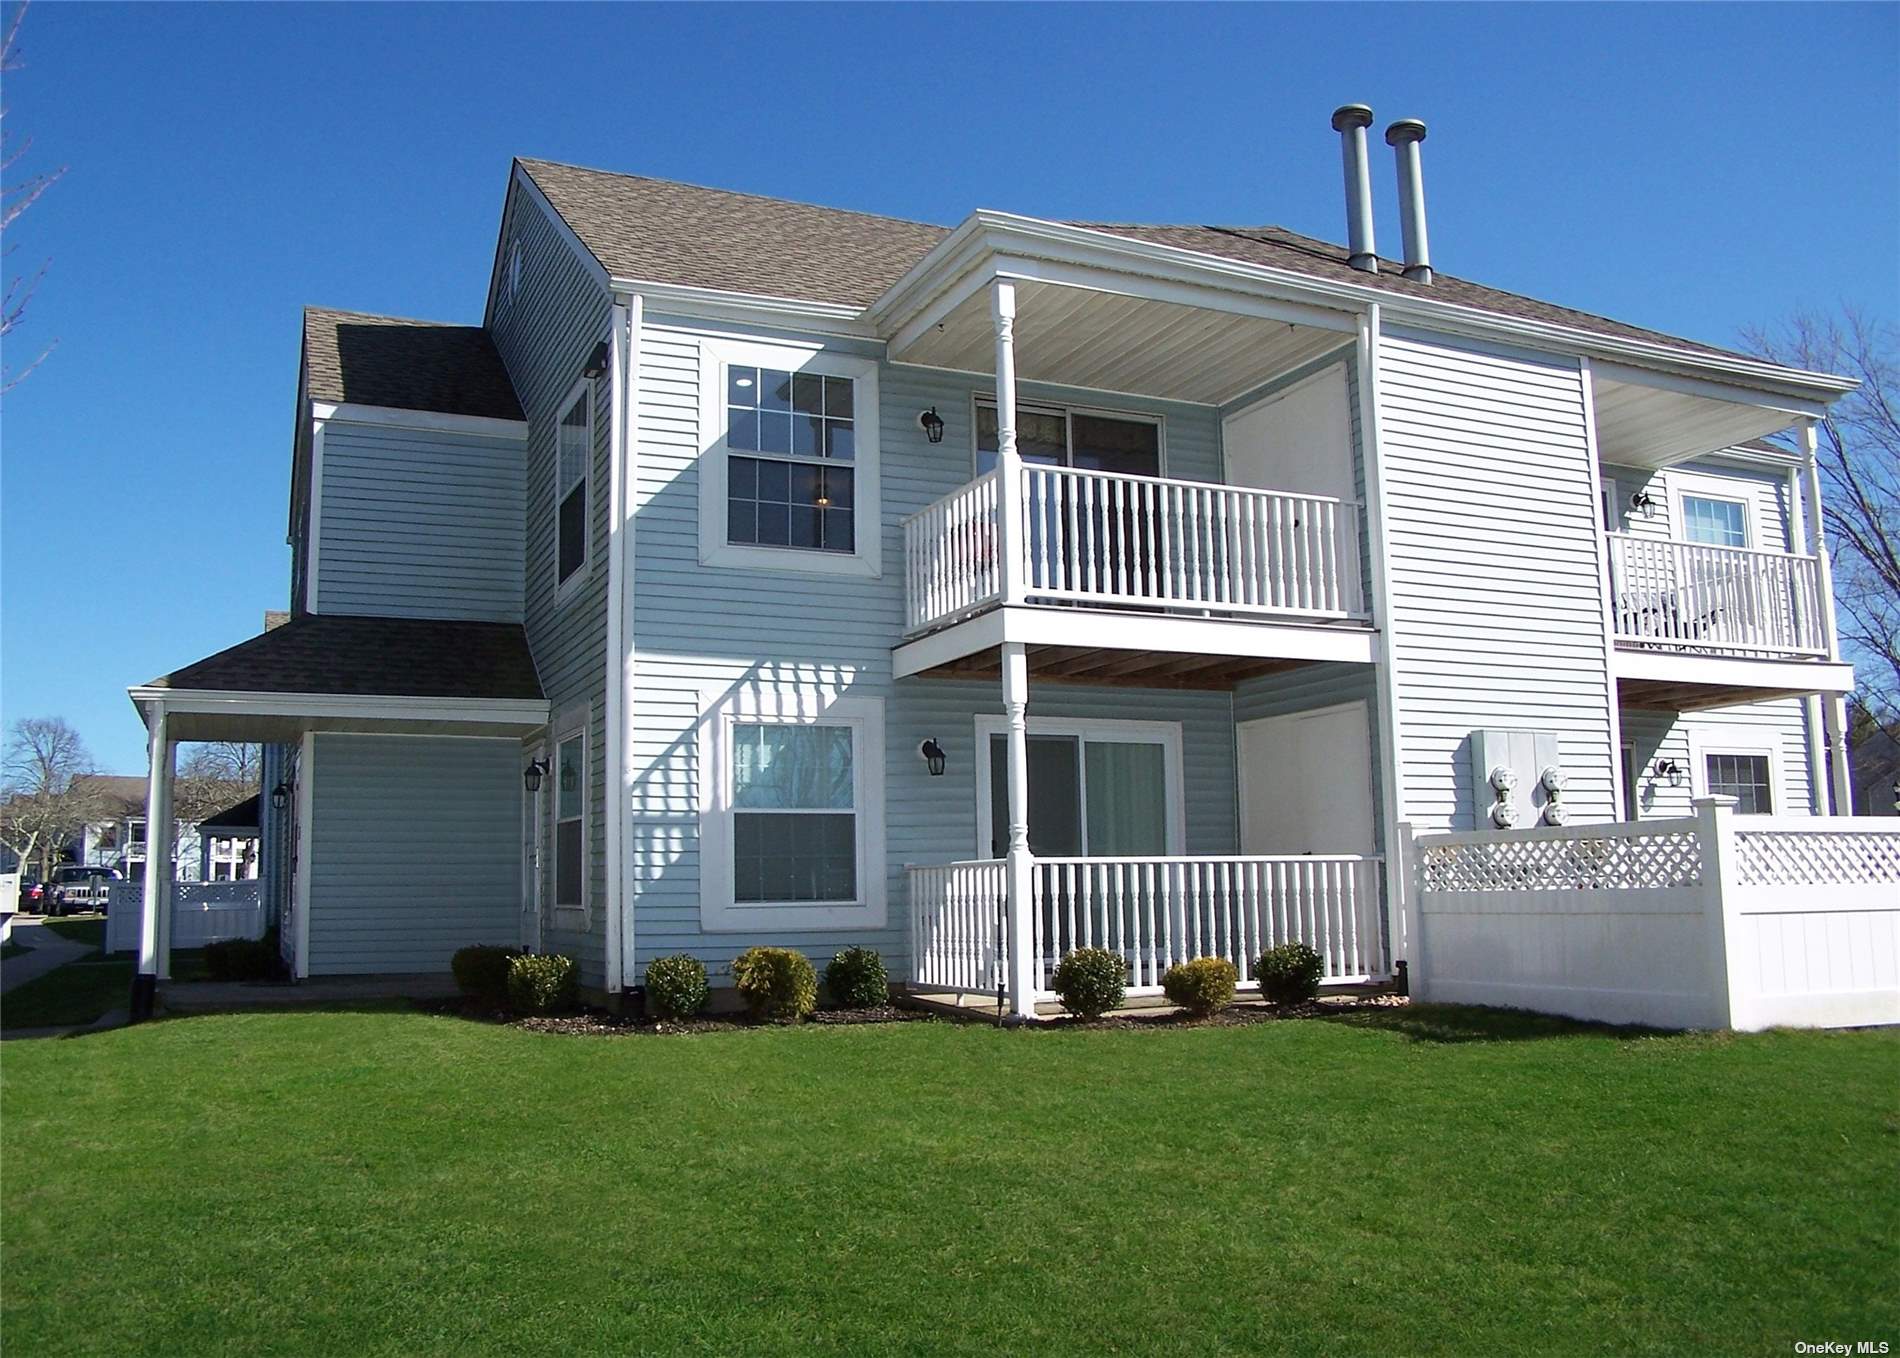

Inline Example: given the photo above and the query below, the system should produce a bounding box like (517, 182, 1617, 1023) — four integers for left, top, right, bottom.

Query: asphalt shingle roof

(198, 793, 261, 831)
(302, 307, 524, 421)
(516, 158, 1754, 364)
(518, 158, 952, 307)
(143, 614, 544, 702)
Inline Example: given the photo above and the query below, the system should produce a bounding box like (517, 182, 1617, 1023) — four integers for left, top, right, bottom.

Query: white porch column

(1796, 420, 1854, 814)
(131, 704, 175, 1021)
(1001, 640, 1037, 1018)
(992, 278, 1024, 605)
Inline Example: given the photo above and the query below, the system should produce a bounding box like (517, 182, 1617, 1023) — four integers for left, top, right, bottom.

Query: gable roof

(515, 158, 1761, 365)
(198, 793, 261, 832)
(141, 613, 544, 702)
(518, 158, 951, 307)
(301, 307, 524, 421)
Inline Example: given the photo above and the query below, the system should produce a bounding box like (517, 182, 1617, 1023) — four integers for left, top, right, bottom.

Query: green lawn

(2, 946, 207, 1031)
(4, 1006, 1896, 1356)
(40, 914, 107, 952)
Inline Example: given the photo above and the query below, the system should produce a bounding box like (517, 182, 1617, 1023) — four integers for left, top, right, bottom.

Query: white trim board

(1611, 651, 1854, 697)
(893, 605, 1378, 679)
(311, 403, 529, 439)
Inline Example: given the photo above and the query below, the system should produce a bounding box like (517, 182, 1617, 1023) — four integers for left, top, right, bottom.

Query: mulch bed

(422, 993, 1406, 1036)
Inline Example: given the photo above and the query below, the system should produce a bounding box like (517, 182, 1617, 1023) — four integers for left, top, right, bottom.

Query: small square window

(1705, 752, 1773, 814)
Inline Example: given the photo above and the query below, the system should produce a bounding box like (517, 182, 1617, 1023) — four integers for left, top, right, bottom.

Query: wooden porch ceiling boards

(917, 643, 1311, 690)
(1617, 676, 1824, 713)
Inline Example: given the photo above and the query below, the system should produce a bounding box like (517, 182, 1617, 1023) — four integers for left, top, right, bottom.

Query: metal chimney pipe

(1384, 118, 1433, 282)
(1330, 104, 1378, 273)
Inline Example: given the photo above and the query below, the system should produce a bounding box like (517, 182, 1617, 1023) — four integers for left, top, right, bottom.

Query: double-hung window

(1680, 494, 1748, 548)
(699, 339, 881, 577)
(556, 383, 592, 594)
(699, 689, 885, 930)
(554, 729, 586, 914)
(1704, 752, 1774, 814)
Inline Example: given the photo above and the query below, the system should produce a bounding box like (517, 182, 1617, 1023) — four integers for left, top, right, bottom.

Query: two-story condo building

(125, 111, 1875, 1020)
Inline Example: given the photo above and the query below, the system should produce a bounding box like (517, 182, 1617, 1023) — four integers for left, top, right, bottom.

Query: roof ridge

(516, 157, 951, 234)
(302, 305, 483, 330)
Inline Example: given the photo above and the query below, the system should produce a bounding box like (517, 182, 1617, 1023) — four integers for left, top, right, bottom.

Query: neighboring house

(196, 794, 262, 881)
(78, 774, 253, 885)
(125, 114, 1882, 1017)
(1850, 722, 1899, 817)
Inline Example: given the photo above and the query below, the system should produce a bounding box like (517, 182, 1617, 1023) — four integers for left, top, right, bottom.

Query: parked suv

(48, 865, 120, 915)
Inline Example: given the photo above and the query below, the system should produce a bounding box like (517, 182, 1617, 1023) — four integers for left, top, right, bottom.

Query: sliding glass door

(984, 732, 1172, 859)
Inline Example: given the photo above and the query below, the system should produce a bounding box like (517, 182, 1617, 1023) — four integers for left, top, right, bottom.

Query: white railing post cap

(1692, 796, 1740, 811)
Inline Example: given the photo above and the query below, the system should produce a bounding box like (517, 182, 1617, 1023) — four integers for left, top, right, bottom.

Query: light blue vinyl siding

(628, 315, 1232, 981)
(1376, 326, 1618, 830)
(314, 420, 525, 621)
(486, 180, 614, 985)
(306, 735, 521, 974)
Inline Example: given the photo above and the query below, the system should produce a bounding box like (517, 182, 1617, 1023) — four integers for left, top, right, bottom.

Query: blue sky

(3, 1, 1896, 774)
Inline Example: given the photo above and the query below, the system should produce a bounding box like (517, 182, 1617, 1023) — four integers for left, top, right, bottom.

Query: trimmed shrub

(644, 954, 710, 1020)
(451, 944, 518, 1004)
(730, 947, 817, 1023)
(1256, 942, 1324, 1005)
(1051, 947, 1126, 1020)
(1162, 956, 1238, 1018)
(202, 936, 280, 983)
(507, 953, 577, 1014)
(823, 946, 889, 1009)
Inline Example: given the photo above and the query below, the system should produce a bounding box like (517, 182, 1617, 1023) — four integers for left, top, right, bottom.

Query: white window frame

(971, 715, 1186, 859)
(551, 711, 590, 924)
(698, 684, 886, 931)
(969, 394, 1167, 480)
(554, 377, 595, 607)
(1687, 730, 1784, 816)
(1676, 490, 1752, 550)
(697, 336, 881, 579)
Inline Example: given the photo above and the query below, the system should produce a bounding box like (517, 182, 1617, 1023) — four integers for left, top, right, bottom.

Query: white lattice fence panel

(1734, 831, 1900, 887)
(1420, 831, 1704, 892)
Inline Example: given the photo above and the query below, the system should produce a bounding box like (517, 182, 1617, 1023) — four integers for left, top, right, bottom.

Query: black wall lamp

(919, 739, 947, 777)
(582, 340, 611, 380)
(1629, 490, 1658, 517)
(919, 407, 945, 444)
(270, 782, 290, 811)
(524, 758, 550, 794)
(1654, 758, 1683, 787)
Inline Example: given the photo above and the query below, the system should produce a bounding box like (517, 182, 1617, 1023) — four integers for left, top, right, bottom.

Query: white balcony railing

(903, 465, 1366, 635)
(1607, 534, 1827, 658)
(908, 854, 1387, 1001)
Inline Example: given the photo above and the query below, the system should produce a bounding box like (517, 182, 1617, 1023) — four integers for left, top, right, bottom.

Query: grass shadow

(1314, 1002, 1675, 1045)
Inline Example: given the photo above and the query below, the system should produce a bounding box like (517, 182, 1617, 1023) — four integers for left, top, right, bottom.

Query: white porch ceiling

(891, 278, 1350, 407)
(1593, 372, 1799, 470)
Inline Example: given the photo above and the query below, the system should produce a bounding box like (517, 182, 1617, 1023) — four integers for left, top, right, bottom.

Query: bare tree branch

(0, 716, 103, 880)
(0, 1, 64, 390)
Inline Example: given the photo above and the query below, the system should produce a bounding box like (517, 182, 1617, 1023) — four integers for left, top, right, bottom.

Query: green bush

(730, 947, 817, 1023)
(1051, 947, 1126, 1020)
(1256, 942, 1324, 1005)
(202, 936, 280, 983)
(1162, 956, 1238, 1018)
(451, 944, 518, 1004)
(823, 946, 889, 1009)
(644, 954, 710, 1020)
(506, 953, 577, 1014)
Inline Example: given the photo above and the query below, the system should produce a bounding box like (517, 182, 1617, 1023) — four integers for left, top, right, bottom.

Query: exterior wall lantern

(919, 739, 947, 776)
(269, 782, 290, 812)
(524, 758, 550, 794)
(918, 407, 945, 444)
(1654, 758, 1683, 787)
(582, 340, 611, 380)
(1628, 490, 1658, 518)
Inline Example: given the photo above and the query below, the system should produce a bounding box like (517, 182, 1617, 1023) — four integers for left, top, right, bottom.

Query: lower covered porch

(125, 614, 549, 1015)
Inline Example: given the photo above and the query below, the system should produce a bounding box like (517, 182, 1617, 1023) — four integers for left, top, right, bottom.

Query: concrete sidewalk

(1, 918, 96, 995)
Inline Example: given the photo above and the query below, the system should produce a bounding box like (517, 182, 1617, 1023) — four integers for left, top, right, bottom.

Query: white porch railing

(909, 854, 1387, 1000)
(1406, 802, 1900, 1031)
(1606, 534, 1826, 658)
(903, 465, 1366, 635)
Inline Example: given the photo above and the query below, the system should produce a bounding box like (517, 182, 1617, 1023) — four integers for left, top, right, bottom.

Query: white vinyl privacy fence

(105, 880, 266, 954)
(1404, 799, 1900, 1031)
